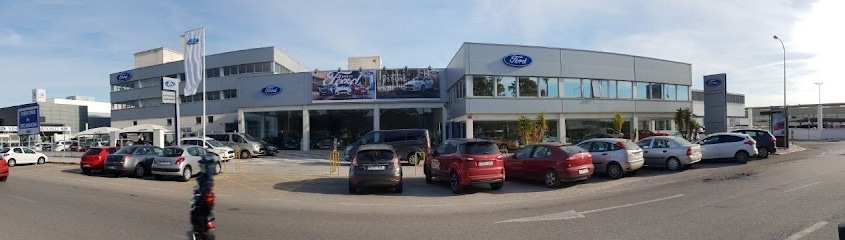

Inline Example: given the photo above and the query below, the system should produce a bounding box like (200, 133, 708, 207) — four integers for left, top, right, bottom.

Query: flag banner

(183, 28, 205, 96)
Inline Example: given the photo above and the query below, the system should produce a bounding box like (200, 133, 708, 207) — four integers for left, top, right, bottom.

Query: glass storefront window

(563, 78, 581, 98)
(677, 85, 689, 101)
(617, 81, 633, 99)
(518, 77, 538, 97)
(650, 83, 664, 100)
(474, 120, 559, 150)
(566, 119, 631, 143)
(309, 109, 373, 150)
(472, 76, 495, 96)
(582, 79, 592, 98)
(635, 82, 649, 100)
(606, 80, 617, 99)
(539, 77, 558, 97)
(244, 111, 304, 150)
(379, 108, 443, 145)
(664, 84, 677, 100)
(497, 76, 517, 97)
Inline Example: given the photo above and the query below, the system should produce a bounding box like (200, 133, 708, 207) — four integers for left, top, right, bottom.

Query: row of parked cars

(344, 128, 777, 194)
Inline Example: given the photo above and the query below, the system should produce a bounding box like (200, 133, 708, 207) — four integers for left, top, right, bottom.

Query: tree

(612, 113, 625, 137)
(515, 112, 550, 145)
(687, 120, 701, 140)
(673, 108, 694, 140)
(535, 112, 549, 142)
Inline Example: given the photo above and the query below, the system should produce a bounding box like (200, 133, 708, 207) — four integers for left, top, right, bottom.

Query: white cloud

(0, 29, 24, 46)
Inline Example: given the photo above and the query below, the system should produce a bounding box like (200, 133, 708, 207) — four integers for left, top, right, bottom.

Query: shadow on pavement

(273, 176, 555, 197)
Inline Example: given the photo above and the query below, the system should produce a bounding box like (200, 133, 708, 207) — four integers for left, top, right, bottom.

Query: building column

(465, 117, 474, 139)
(258, 113, 266, 139)
(373, 105, 381, 131)
(632, 114, 640, 140)
(649, 120, 656, 131)
(302, 108, 310, 151)
(237, 109, 245, 133)
(558, 114, 567, 143)
(441, 106, 448, 142)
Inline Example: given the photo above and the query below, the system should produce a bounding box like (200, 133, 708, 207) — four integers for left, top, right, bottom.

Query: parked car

(404, 77, 435, 92)
(80, 146, 119, 174)
(576, 138, 644, 179)
(424, 139, 505, 194)
(504, 143, 594, 188)
(257, 139, 278, 156)
(180, 137, 235, 161)
(624, 129, 670, 140)
(151, 145, 221, 182)
(318, 85, 335, 96)
(731, 129, 777, 158)
(695, 133, 758, 163)
(0, 156, 9, 181)
(334, 83, 352, 96)
(578, 133, 616, 143)
(344, 129, 432, 165)
(348, 144, 403, 194)
(637, 136, 702, 171)
(352, 84, 368, 95)
(0, 147, 48, 167)
(32, 142, 52, 151)
(206, 132, 265, 158)
(474, 130, 520, 151)
(103, 145, 163, 178)
(53, 141, 70, 151)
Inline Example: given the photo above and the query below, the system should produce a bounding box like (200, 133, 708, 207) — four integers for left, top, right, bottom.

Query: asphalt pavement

(1, 142, 843, 239)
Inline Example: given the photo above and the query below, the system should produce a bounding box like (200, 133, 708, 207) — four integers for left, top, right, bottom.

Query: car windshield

(560, 145, 588, 154)
(241, 133, 258, 142)
(0, 148, 9, 153)
(463, 142, 499, 154)
(162, 147, 184, 157)
(84, 148, 102, 155)
(672, 137, 693, 146)
(206, 139, 224, 147)
(114, 146, 138, 154)
(620, 140, 641, 150)
(356, 150, 394, 161)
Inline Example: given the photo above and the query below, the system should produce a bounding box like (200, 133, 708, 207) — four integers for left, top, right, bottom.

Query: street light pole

(773, 35, 788, 149)
(815, 82, 823, 139)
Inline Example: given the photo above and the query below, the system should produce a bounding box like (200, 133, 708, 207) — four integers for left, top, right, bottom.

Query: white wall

(790, 128, 845, 140)
(50, 98, 111, 115)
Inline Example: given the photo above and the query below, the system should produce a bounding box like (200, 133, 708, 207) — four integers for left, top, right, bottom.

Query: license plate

(82, 164, 91, 167)
(477, 161, 493, 167)
(158, 161, 169, 165)
(578, 168, 589, 174)
(366, 165, 385, 170)
(106, 166, 117, 169)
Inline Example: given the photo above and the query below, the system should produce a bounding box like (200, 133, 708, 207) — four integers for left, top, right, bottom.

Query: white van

(180, 137, 235, 161)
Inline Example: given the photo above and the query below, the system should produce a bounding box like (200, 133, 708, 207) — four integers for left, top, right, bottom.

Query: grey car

(576, 138, 644, 179)
(348, 144, 403, 194)
(104, 146, 163, 178)
(637, 136, 702, 171)
(151, 145, 221, 182)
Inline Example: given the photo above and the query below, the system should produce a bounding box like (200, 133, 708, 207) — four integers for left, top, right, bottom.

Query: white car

(1, 147, 48, 167)
(334, 83, 352, 96)
(53, 141, 70, 151)
(404, 77, 434, 91)
(32, 142, 52, 151)
(180, 137, 235, 161)
(695, 132, 758, 163)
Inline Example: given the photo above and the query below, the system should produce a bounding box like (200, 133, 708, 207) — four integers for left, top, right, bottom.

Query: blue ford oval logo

(186, 38, 200, 45)
(705, 78, 722, 87)
(262, 85, 282, 95)
(164, 80, 176, 87)
(116, 71, 133, 81)
(503, 54, 532, 67)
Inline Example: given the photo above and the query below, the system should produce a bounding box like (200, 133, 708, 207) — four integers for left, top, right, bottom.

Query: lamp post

(815, 82, 823, 139)
(773, 35, 788, 148)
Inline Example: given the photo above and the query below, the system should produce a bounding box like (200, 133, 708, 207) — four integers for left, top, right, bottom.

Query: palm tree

(535, 112, 549, 143)
(612, 113, 625, 137)
(674, 108, 694, 140)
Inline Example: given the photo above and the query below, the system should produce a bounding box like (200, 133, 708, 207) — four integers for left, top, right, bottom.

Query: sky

(0, 0, 841, 108)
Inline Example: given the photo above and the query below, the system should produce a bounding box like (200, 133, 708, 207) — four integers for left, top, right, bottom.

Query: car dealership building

(110, 43, 695, 151)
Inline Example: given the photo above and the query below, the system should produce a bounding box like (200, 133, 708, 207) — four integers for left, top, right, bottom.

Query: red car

(0, 157, 9, 182)
(80, 146, 118, 174)
(505, 143, 594, 188)
(424, 138, 505, 194)
(352, 84, 368, 95)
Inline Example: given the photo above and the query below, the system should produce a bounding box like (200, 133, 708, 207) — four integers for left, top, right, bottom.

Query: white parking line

(10, 195, 37, 203)
(785, 221, 827, 240)
(782, 182, 821, 193)
(496, 194, 685, 223)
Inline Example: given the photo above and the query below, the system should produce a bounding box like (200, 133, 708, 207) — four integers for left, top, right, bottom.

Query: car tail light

(615, 141, 626, 149)
(207, 219, 216, 230)
(393, 157, 399, 166)
(496, 155, 503, 160)
(686, 147, 692, 156)
(175, 157, 186, 165)
(465, 157, 474, 161)
(351, 157, 359, 167)
(744, 140, 755, 146)
(122, 155, 130, 162)
(770, 137, 777, 143)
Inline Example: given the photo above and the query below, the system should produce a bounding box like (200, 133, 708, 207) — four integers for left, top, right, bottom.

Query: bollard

(413, 151, 426, 176)
(233, 148, 242, 170)
(329, 150, 340, 175)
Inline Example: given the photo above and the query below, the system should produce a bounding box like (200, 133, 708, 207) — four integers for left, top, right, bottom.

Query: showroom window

(497, 76, 517, 97)
(617, 81, 633, 99)
(676, 85, 689, 101)
(581, 79, 592, 98)
(562, 78, 581, 98)
(635, 82, 649, 100)
(309, 109, 374, 150)
(472, 76, 495, 96)
(517, 77, 538, 97)
(664, 84, 676, 100)
(539, 77, 558, 98)
(649, 83, 663, 100)
(605, 80, 617, 99)
(244, 111, 304, 149)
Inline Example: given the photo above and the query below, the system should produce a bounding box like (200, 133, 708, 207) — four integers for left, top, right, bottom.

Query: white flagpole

(202, 27, 207, 140)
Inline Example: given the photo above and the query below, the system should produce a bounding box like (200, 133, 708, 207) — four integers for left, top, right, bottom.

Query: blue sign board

(116, 71, 133, 81)
(503, 54, 532, 67)
(17, 105, 40, 135)
(262, 85, 282, 95)
(705, 78, 722, 87)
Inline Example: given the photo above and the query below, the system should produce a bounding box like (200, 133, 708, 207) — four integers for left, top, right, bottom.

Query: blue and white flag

(182, 28, 205, 96)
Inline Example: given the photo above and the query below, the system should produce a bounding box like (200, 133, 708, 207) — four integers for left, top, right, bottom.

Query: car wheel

(450, 171, 464, 194)
(544, 169, 562, 188)
(132, 164, 145, 178)
(407, 153, 420, 165)
(735, 151, 749, 164)
(180, 166, 192, 182)
(666, 157, 683, 171)
(490, 181, 504, 190)
(154, 175, 164, 180)
(0, 177, 6, 182)
(424, 166, 433, 184)
(348, 182, 357, 194)
(394, 181, 403, 193)
(214, 162, 222, 175)
(37, 157, 45, 165)
(606, 162, 624, 179)
(7, 159, 15, 167)
(240, 150, 251, 159)
(757, 147, 770, 159)
(82, 168, 92, 175)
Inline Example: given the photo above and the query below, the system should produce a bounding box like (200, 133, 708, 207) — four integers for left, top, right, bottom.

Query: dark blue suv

(731, 129, 777, 158)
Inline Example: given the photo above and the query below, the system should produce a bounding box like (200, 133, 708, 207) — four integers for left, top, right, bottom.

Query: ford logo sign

(503, 54, 532, 67)
(705, 78, 722, 87)
(164, 80, 176, 87)
(262, 85, 282, 95)
(186, 38, 200, 45)
(116, 71, 133, 81)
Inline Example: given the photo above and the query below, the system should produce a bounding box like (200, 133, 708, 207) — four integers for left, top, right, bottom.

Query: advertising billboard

(377, 68, 441, 99)
(771, 111, 785, 137)
(312, 70, 376, 102)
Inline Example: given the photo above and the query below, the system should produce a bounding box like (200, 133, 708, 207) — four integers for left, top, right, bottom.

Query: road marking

(782, 182, 821, 193)
(10, 195, 37, 203)
(496, 194, 685, 223)
(785, 221, 827, 240)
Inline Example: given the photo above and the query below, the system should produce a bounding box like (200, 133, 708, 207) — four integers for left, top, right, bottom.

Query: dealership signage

(503, 54, 532, 67)
(161, 91, 177, 104)
(705, 78, 722, 87)
(162, 77, 178, 91)
(311, 68, 442, 103)
(17, 105, 40, 135)
(116, 71, 133, 81)
(0, 126, 71, 132)
(262, 85, 282, 95)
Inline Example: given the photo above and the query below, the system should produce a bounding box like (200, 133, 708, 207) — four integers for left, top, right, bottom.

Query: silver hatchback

(151, 146, 221, 182)
(577, 138, 644, 179)
(637, 136, 702, 171)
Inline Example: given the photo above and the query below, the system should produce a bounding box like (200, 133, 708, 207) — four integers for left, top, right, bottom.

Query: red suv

(0, 157, 9, 182)
(505, 143, 593, 188)
(424, 139, 505, 194)
(80, 146, 118, 174)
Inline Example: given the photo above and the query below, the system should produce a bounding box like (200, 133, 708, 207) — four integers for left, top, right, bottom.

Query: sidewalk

(772, 144, 805, 155)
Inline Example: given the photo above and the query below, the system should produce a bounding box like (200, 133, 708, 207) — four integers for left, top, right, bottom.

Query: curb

(47, 162, 79, 165)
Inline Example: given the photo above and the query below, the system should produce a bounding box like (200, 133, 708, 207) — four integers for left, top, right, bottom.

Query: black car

(344, 129, 432, 165)
(348, 144, 403, 194)
(258, 139, 278, 156)
(731, 129, 777, 158)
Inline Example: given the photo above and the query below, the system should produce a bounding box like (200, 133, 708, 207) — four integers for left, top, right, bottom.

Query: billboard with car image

(377, 68, 441, 99)
(312, 70, 376, 102)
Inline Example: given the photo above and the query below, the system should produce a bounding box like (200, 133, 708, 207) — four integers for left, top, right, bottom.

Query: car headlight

(254, 144, 261, 149)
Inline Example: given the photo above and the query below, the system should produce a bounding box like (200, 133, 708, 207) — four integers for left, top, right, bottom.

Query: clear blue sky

(0, 0, 840, 107)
